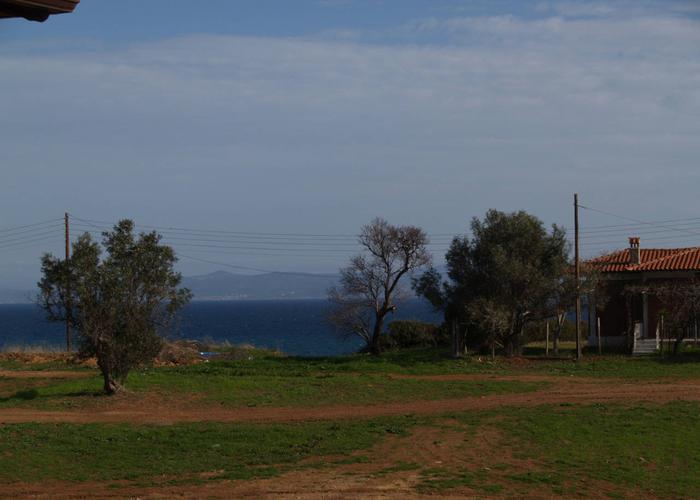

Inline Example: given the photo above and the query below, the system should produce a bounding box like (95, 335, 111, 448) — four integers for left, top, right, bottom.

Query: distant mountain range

(0, 289, 35, 304)
(0, 272, 337, 303)
(181, 271, 339, 301)
(1, 266, 443, 303)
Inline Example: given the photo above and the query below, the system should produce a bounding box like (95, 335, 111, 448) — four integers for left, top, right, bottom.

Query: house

(0, 0, 79, 22)
(587, 237, 700, 355)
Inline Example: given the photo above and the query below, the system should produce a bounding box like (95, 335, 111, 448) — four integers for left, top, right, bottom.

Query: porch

(588, 290, 700, 355)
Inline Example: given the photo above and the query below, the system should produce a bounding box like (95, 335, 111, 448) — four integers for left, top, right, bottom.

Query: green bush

(379, 321, 448, 351)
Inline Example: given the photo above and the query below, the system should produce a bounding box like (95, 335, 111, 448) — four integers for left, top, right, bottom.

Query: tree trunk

(503, 338, 515, 357)
(451, 319, 462, 358)
(102, 370, 124, 395)
(503, 316, 525, 357)
(673, 326, 686, 356)
(504, 336, 523, 357)
(369, 313, 385, 355)
(503, 315, 517, 357)
(553, 314, 565, 356)
(625, 295, 634, 353)
(503, 332, 521, 357)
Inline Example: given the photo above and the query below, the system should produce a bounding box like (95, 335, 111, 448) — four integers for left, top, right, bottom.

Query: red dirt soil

(0, 417, 652, 499)
(0, 370, 92, 379)
(0, 373, 689, 498)
(0, 376, 699, 425)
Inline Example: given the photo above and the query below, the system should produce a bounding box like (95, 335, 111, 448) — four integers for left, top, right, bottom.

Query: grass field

(0, 370, 544, 410)
(418, 401, 700, 497)
(5, 346, 700, 411)
(5, 343, 700, 379)
(2, 346, 700, 497)
(0, 416, 422, 483)
(2, 402, 699, 497)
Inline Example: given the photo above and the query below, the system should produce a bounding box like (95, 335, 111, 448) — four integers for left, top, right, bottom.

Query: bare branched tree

(328, 218, 431, 354)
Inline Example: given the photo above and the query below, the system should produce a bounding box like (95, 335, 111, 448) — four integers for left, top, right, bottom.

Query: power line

(178, 248, 351, 259)
(178, 253, 338, 277)
(579, 221, 700, 237)
(578, 233, 700, 246)
(74, 231, 454, 255)
(70, 216, 366, 238)
(7, 210, 698, 262)
(568, 233, 696, 245)
(579, 205, 700, 239)
(0, 223, 63, 240)
(578, 215, 700, 232)
(0, 228, 65, 245)
(70, 215, 463, 240)
(0, 218, 61, 235)
(70, 224, 453, 248)
(0, 232, 64, 250)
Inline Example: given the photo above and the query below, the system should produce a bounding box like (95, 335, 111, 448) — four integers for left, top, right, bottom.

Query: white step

(633, 339, 658, 356)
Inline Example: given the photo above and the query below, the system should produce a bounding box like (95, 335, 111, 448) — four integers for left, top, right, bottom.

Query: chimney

(629, 237, 641, 265)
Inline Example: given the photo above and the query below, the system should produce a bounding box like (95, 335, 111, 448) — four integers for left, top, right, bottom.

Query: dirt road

(1, 374, 698, 425)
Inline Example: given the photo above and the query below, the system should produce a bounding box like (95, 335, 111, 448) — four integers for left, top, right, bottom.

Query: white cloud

(536, 1, 617, 17)
(536, 1, 700, 18)
(0, 8, 699, 280)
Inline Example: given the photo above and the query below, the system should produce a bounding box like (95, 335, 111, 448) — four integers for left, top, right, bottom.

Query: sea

(0, 299, 441, 356)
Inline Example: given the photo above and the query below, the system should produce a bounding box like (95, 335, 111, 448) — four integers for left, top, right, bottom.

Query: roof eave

(0, 0, 78, 22)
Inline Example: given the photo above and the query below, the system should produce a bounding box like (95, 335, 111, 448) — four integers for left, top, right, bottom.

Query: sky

(1, 0, 699, 288)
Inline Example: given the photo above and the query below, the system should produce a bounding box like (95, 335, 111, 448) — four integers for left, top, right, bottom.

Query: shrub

(378, 320, 448, 351)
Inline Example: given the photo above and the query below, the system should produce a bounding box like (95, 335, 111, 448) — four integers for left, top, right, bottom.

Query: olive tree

(328, 218, 431, 355)
(414, 209, 569, 356)
(38, 220, 191, 394)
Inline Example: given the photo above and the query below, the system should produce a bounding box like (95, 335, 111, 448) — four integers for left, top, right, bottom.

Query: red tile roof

(590, 247, 700, 273)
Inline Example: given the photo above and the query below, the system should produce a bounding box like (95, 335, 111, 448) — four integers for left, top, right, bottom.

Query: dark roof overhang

(0, 0, 79, 22)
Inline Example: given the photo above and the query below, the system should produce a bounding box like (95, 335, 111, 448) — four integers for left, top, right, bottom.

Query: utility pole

(574, 194, 582, 361)
(65, 212, 71, 352)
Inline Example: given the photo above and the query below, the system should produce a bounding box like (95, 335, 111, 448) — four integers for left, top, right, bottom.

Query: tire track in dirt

(1, 378, 699, 424)
(0, 419, 655, 499)
(0, 370, 92, 379)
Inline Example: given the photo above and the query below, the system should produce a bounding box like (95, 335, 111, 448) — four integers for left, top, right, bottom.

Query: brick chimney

(629, 237, 641, 265)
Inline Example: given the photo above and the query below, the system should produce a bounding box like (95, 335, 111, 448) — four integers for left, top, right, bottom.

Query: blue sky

(0, 1, 541, 44)
(1, 1, 699, 287)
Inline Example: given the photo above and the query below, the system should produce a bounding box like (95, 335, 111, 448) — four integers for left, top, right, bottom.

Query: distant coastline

(0, 299, 440, 356)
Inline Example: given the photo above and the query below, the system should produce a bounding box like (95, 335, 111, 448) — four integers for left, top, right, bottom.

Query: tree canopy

(328, 217, 431, 354)
(38, 220, 191, 394)
(414, 209, 569, 356)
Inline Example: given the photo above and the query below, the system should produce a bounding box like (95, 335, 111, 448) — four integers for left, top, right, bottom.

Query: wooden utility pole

(64, 212, 71, 352)
(574, 194, 582, 360)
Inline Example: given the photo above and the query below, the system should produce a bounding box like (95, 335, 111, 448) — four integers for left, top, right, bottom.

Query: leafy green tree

(38, 220, 191, 394)
(414, 209, 569, 356)
(328, 218, 431, 355)
(547, 266, 605, 355)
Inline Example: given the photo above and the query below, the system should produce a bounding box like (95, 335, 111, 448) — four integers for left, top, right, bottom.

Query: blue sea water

(0, 299, 441, 356)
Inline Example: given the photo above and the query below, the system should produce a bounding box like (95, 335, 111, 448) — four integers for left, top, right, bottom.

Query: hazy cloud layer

(1, 5, 699, 284)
